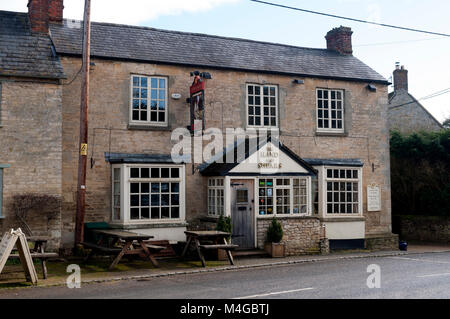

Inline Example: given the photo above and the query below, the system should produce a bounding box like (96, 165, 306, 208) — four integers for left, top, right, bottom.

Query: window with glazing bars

(131, 75, 167, 125)
(247, 84, 278, 128)
(317, 89, 344, 132)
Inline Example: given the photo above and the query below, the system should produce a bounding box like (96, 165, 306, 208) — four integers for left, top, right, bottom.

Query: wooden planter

(264, 242, 286, 258)
(217, 248, 229, 261)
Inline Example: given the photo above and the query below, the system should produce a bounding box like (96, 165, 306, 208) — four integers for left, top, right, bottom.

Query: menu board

(0, 229, 38, 284)
(367, 184, 381, 212)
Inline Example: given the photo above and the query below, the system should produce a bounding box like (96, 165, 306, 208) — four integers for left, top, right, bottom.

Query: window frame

(208, 178, 225, 217)
(256, 177, 311, 217)
(316, 88, 345, 133)
(322, 166, 363, 217)
(246, 83, 279, 129)
(111, 164, 185, 224)
(129, 75, 169, 127)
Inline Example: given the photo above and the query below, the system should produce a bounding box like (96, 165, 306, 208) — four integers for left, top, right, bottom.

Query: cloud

(0, 0, 240, 24)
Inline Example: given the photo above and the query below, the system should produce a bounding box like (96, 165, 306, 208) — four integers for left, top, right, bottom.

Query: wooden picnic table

(181, 231, 238, 267)
(10, 236, 58, 279)
(82, 230, 163, 270)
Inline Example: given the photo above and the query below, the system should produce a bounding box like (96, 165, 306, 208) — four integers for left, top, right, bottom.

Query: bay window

(208, 178, 224, 216)
(111, 164, 185, 223)
(324, 167, 362, 215)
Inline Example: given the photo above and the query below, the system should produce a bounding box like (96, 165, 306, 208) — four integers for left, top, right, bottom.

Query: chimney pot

(325, 26, 353, 55)
(393, 64, 408, 92)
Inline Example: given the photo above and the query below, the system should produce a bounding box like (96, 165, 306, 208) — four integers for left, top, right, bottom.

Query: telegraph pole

(75, 0, 91, 246)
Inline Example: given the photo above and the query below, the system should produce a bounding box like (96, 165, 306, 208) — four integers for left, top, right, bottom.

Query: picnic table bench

(181, 231, 238, 267)
(9, 237, 58, 279)
(81, 229, 163, 270)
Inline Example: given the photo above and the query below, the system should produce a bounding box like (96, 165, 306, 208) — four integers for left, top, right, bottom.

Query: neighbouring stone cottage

(388, 65, 443, 134)
(0, 0, 398, 255)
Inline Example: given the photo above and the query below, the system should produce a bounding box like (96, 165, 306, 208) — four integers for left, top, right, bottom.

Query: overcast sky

(2, 0, 449, 122)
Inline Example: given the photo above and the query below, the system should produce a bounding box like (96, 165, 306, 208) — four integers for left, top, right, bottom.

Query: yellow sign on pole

(80, 143, 88, 156)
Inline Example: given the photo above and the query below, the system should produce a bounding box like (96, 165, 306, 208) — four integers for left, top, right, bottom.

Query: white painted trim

(316, 88, 345, 133)
(112, 163, 186, 226)
(322, 166, 363, 217)
(246, 83, 279, 129)
(129, 75, 169, 127)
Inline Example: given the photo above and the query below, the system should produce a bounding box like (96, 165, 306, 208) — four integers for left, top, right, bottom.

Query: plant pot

(217, 248, 228, 261)
(264, 242, 285, 258)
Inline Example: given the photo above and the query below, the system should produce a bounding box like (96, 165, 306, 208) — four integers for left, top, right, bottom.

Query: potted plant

(216, 215, 232, 261)
(264, 218, 285, 258)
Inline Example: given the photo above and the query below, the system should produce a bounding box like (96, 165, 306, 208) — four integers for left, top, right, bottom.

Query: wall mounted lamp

(367, 84, 377, 92)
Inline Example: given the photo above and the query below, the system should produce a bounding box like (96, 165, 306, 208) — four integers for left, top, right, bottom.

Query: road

(0, 252, 449, 299)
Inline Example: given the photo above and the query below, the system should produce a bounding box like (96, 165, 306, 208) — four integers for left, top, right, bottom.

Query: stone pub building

(0, 0, 397, 254)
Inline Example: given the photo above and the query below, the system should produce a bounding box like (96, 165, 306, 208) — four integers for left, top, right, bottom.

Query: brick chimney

(28, 0, 64, 33)
(326, 26, 353, 55)
(48, 0, 64, 22)
(393, 64, 408, 92)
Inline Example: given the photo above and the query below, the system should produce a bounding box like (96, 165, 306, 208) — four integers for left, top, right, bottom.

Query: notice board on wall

(367, 183, 381, 212)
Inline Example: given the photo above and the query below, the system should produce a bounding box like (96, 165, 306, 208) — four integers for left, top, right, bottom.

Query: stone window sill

(128, 124, 172, 131)
(315, 131, 348, 137)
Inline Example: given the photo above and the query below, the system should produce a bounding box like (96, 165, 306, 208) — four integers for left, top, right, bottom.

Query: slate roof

(105, 152, 190, 164)
(303, 158, 364, 167)
(0, 11, 65, 80)
(49, 19, 388, 84)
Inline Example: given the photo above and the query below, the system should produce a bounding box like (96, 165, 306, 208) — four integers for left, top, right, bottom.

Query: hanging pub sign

(189, 74, 206, 134)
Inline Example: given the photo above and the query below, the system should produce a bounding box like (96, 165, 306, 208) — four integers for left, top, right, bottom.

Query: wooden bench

(81, 242, 122, 254)
(81, 242, 122, 263)
(199, 244, 238, 250)
(9, 252, 58, 279)
(145, 244, 165, 251)
(143, 240, 177, 258)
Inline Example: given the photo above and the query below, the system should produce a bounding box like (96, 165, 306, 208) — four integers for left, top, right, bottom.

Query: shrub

(9, 193, 61, 236)
(216, 214, 232, 240)
(266, 218, 283, 243)
(390, 130, 450, 216)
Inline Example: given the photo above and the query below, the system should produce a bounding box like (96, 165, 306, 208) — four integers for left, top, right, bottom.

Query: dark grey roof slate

(0, 11, 65, 79)
(105, 152, 190, 164)
(49, 19, 388, 84)
(303, 158, 364, 167)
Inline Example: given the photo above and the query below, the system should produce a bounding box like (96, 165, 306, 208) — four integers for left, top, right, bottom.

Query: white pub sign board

(367, 183, 381, 212)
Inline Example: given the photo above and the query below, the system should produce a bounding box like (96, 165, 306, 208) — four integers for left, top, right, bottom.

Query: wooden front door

(231, 179, 255, 249)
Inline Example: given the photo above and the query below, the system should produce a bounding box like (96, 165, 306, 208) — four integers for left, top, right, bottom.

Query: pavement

(0, 249, 449, 299)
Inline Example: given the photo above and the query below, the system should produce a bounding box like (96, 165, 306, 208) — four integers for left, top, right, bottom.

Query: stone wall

(57, 56, 392, 249)
(395, 215, 449, 244)
(257, 217, 322, 256)
(365, 233, 399, 251)
(0, 80, 62, 250)
(388, 90, 443, 134)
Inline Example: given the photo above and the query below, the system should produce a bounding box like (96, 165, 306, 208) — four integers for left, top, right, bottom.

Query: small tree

(266, 218, 283, 243)
(216, 214, 232, 240)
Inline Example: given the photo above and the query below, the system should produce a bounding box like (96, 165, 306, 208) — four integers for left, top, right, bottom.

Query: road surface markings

(417, 273, 450, 278)
(388, 257, 450, 264)
(234, 287, 314, 299)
